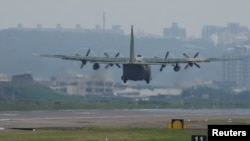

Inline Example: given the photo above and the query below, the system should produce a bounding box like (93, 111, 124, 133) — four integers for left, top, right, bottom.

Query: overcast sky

(1, 0, 250, 37)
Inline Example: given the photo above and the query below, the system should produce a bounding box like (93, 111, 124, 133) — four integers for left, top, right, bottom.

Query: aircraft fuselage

(122, 64, 152, 83)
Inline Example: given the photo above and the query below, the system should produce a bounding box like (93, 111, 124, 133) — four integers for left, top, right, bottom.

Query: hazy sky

(1, 0, 250, 37)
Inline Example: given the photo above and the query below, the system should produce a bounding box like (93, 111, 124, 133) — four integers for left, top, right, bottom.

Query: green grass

(0, 127, 206, 141)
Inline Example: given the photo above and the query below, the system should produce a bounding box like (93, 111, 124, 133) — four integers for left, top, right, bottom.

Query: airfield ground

(1, 109, 250, 141)
(1, 109, 250, 129)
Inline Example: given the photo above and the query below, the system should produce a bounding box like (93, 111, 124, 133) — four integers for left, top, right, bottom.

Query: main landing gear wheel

(121, 76, 127, 83)
(123, 78, 127, 83)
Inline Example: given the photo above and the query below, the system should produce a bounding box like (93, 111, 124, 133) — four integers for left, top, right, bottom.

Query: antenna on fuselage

(129, 25, 136, 63)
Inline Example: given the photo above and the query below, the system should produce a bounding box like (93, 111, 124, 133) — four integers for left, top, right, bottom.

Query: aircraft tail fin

(130, 25, 136, 63)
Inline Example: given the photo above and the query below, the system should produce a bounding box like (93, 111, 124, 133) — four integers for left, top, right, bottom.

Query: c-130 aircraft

(33, 25, 241, 84)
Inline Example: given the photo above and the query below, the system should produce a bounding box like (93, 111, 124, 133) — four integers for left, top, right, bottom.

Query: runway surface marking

(3, 114, 170, 121)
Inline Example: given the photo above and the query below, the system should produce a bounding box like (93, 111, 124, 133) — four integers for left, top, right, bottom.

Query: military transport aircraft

(33, 25, 242, 84)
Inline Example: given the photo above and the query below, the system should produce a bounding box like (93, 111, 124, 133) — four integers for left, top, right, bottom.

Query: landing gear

(123, 78, 127, 83)
(121, 76, 127, 83)
(145, 78, 150, 84)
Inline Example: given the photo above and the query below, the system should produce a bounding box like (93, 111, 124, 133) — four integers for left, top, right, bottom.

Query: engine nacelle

(93, 63, 100, 70)
(173, 64, 181, 72)
(81, 60, 87, 66)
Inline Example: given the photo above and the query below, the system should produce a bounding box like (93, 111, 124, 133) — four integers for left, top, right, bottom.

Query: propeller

(183, 52, 200, 69)
(160, 51, 169, 72)
(76, 48, 91, 69)
(104, 52, 121, 69)
(86, 48, 91, 56)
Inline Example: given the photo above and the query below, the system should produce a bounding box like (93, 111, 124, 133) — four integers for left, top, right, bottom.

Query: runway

(1, 109, 250, 130)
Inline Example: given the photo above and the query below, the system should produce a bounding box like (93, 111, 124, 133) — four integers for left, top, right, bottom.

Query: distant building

(95, 24, 102, 31)
(17, 23, 23, 29)
(116, 87, 182, 98)
(163, 23, 186, 39)
(201, 23, 249, 44)
(12, 74, 34, 83)
(56, 24, 62, 30)
(50, 74, 114, 96)
(100, 25, 124, 34)
(227, 23, 248, 34)
(0, 73, 10, 82)
(223, 47, 250, 89)
(75, 24, 82, 30)
(37, 24, 43, 30)
(201, 25, 218, 39)
(110, 25, 123, 34)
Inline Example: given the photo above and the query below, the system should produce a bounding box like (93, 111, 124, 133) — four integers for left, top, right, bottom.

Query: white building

(50, 74, 114, 96)
(0, 73, 10, 82)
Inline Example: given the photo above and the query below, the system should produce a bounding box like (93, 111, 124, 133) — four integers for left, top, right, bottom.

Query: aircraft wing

(33, 53, 241, 65)
(32, 53, 130, 64)
(142, 56, 242, 71)
(142, 57, 242, 65)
